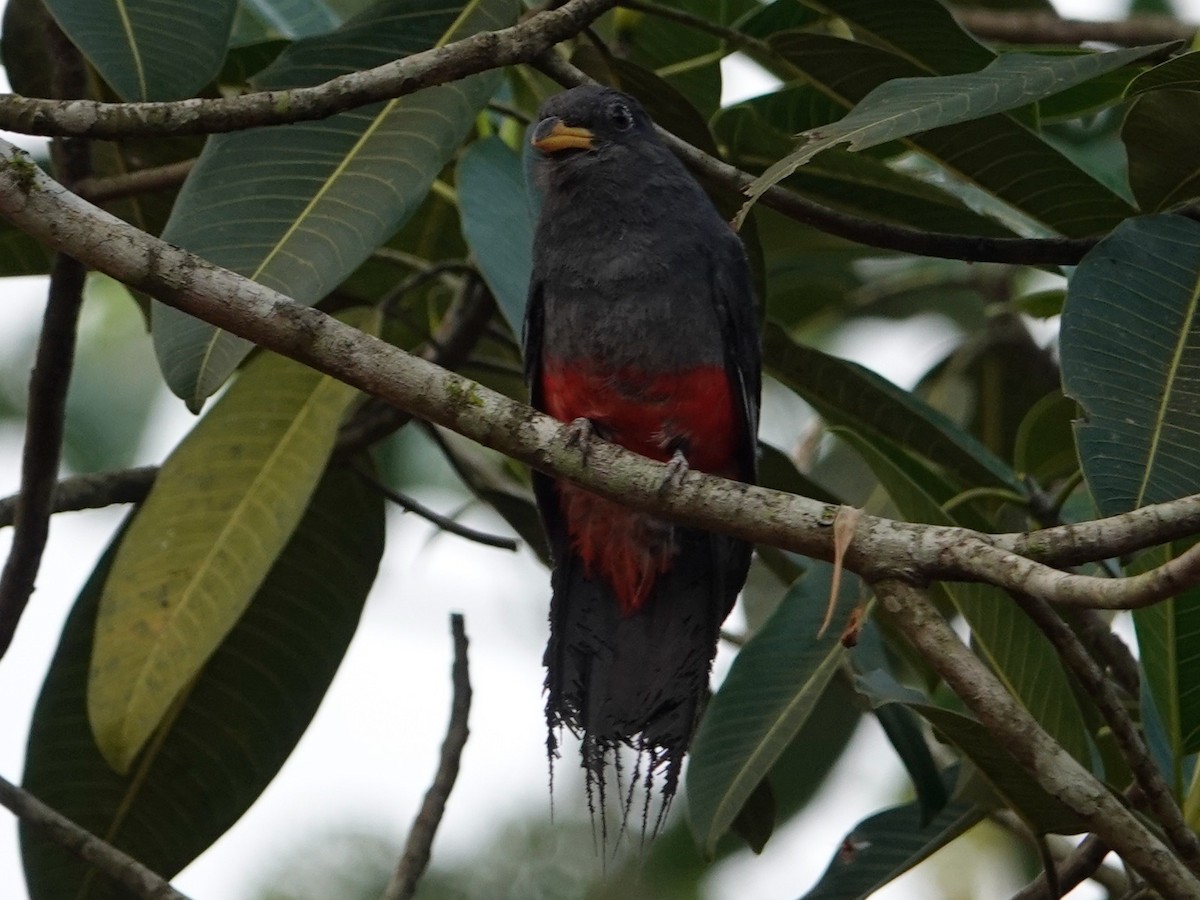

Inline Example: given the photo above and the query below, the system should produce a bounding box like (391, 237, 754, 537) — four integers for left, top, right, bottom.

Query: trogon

(523, 85, 761, 824)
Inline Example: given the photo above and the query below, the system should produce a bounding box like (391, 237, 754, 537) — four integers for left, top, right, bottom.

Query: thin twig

(74, 159, 195, 203)
(379, 260, 476, 318)
(0, 0, 618, 138)
(1012, 835, 1119, 900)
(954, 8, 1198, 46)
(0, 25, 90, 661)
(352, 464, 517, 550)
(0, 466, 157, 527)
(1008, 590, 1200, 872)
(874, 579, 1200, 899)
(534, 53, 1099, 266)
(382, 614, 472, 900)
(0, 773, 191, 900)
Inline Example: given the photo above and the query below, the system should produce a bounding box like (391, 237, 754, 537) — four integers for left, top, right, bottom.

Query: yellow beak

(531, 118, 595, 153)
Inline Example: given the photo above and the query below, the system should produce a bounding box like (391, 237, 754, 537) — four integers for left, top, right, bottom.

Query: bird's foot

(565, 417, 597, 465)
(659, 449, 689, 494)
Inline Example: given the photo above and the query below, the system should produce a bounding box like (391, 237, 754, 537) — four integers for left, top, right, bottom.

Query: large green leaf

(687, 571, 860, 853)
(240, 0, 342, 39)
(855, 672, 1086, 835)
(800, 789, 983, 899)
(714, 104, 1016, 237)
(745, 44, 1171, 215)
(764, 322, 1020, 490)
(1133, 544, 1200, 792)
(1127, 50, 1200, 95)
(88, 309, 379, 773)
(0, 222, 55, 276)
(836, 427, 1092, 768)
(21, 463, 384, 900)
(153, 0, 518, 407)
(42, 0, 237, 100)
(802, 0, 995, 76)
(457, 137, 534, 335)
(766, 33, 1136, 236)
(1123, 91, 1200, 213)
(1061, 214, 1200, 516)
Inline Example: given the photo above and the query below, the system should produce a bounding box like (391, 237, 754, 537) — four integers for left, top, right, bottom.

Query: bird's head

(530, 86, 657, 169)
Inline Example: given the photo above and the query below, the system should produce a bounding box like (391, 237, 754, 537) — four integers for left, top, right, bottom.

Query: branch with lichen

(1, 139, 1198, 609)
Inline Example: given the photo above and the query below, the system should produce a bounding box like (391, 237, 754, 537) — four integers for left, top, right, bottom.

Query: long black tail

(543, 520, 750, 836)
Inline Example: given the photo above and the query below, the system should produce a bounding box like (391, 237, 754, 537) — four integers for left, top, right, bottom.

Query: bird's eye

(608, 101, 634, 131)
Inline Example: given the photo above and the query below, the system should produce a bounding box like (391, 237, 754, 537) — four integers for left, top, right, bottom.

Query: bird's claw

(659, 449, 689, 494)
(566, 417, 596, 465)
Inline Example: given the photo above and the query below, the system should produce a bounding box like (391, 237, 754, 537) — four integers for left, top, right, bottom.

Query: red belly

(540, 358, 741, 613)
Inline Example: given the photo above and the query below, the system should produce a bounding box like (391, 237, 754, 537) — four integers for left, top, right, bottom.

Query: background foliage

(4, 0, 1200, 897)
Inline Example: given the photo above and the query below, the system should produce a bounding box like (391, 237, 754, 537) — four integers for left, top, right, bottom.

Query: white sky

(0, 1, 1194, 898)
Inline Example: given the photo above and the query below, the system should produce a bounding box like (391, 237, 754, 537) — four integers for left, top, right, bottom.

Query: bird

(522, 84, 761, 833)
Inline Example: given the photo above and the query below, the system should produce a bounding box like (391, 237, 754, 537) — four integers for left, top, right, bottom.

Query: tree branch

(382, 614, 472, 900)
(0, 466, 157, 526)
(873, 579, 1200, 900)
(4, 143, 1200, 613)
(0, 28, 90, 661)
(1011, 835, 1117, 900)
(352, 464, 518, 551)
(0, 0, 617, 138)
(1007, 591, 1200, 871)
(75, 159, 194, 203)
(0, 773, 191, 900)
(954, 8, 1198, 46)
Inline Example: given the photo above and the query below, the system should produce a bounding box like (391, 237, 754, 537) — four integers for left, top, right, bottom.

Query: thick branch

(382, 614, 472, 900)
(4, 144, 1200, 610)
(954, 8, 1198, 46)
(0, 773, 191, 900)
(874, 580, 1200, 900)
(0, 0, 616, 138)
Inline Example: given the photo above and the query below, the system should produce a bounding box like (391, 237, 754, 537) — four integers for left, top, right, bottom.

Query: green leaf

(1124, 91, 1200, 213)
(88, 309, 379, 773)
(153, 0, 518, 407)
(1127, 50, 1200, 95)
(766, 33, 1136, 236)
(836, 427, 1092, 768)
(800, 782, 983, 899)
(854, 672, 1086, 835)
(0, 221, 55, 276)
(240, 0, 342, 39)
(610, 0, 727, 117)
(687, 572, 859, 853)
(1, 0, 54, 98)
(1133, 542, 1200, 793)
(1013, 390, 1078, 487)
(714, 104, 1016, 236)
(458, 137, 534, 335)
(22, 463, 384, 899)
(1061, 214, 1200, 516)
(764, 322, 1020, 490)
(744, 44, 1172, 214)
(42, 0, 237, 100)
(801, 0, 995, 76)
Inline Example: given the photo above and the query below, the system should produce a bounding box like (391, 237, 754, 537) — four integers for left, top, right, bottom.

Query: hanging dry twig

(381, 613, 473, 900)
